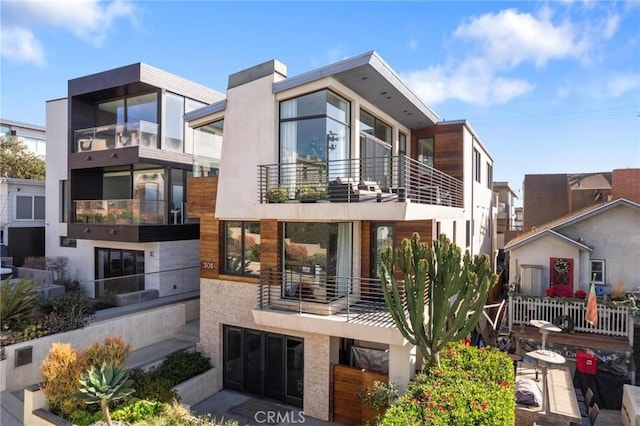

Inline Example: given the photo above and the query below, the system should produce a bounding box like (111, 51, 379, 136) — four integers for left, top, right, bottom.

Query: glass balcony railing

(75, 121, 158, 152)
(74, 199, 166, 224)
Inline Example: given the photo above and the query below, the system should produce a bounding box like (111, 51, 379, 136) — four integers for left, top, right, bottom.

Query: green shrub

(111, 399, 164, 423)
(381, 342, 515, 426)
(152, 350, 212, 386)
(0, 278, 38, 331)
(70, 408, 102, 426)
(129, 369, 179, 403)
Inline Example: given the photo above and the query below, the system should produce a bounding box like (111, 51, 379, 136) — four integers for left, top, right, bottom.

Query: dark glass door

(265, 334, 284, 400)
(223, 326, 243, 391)
(223, 326, 303, 408)
(285, 338, 304, 406)
(245, 331, 263, 395)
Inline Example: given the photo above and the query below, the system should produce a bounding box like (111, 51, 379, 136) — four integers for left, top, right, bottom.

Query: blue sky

(1, 0, 638, 199)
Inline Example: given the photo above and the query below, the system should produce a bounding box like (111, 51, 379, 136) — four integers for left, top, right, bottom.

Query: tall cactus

(380, 233, 497, 367)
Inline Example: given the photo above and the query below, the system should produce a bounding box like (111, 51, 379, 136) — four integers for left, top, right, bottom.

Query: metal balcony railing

(74, 120, 158, 152)
(258, 156, 463, 207)
(73, 199, 166, 225)
(257, 269, 411, 325)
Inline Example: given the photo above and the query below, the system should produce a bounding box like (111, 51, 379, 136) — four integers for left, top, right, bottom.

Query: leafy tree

(75, 362, 135, 426)
(0, 136, 45, 179)
(380, 233, 497, 367)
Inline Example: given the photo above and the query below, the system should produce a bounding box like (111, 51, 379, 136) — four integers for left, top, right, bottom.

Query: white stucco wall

(215, 74, 280, 220)
(558, 205, 640, 290)
(508, 235, 583, 294)
(45, 99, 71, 262)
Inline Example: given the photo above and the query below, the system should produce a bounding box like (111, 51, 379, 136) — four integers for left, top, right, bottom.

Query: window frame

(223, 221, 261, 277)
(590, 259, 606, 285)
(15, 194, 45, 221)
(473, 148, 481, 183)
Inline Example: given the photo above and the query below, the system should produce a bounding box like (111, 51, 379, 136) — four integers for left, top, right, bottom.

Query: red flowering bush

(381, 342, 514, 425)
(545, 287, 557, 297)
(574, 290, 587, 299)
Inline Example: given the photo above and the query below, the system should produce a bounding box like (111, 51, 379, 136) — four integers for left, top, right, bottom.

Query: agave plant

(75, 362, 135, 426)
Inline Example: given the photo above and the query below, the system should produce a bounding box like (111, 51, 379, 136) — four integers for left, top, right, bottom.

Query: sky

(1, 0, 639, 200)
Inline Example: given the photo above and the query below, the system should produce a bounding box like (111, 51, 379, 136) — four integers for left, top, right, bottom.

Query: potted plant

(296, 186, 320, 203)
(266, 187, 289, 203)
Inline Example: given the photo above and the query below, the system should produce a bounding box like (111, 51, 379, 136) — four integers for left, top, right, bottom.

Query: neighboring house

(504, 198, 640, 298)
(1, 118, 46, 157)
(522, 169, 640, 231)
(184, 51, 495, 422)
(45, 63, 224, 298)
(0, 177, 45, 263)
(0, 119, 46, 262)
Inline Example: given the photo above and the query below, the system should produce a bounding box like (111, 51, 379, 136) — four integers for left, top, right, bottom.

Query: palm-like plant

(75, 362, 135, 426)
(0, 278, 38, 331)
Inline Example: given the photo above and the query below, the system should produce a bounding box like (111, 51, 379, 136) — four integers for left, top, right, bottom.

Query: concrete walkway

(192, 389, 339, 426)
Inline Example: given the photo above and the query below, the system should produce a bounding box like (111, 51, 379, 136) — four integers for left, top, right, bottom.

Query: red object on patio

(576, 350, 598, 375)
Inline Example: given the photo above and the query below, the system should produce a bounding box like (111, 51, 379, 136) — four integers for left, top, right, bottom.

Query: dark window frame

(223, 221, 261, 277)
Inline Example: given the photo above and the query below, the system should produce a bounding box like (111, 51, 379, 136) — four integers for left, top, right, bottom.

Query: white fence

(509, 295, 634, 345)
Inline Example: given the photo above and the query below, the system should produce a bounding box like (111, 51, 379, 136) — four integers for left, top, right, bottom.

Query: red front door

(550, 257, 573, 297)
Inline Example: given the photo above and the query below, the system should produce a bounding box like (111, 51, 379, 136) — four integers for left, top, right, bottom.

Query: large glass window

(417, 137, 435, 168)
(16, 195, 45, 220)
(171, 169, 184, 224)
(96, 248, 144, 296)
(97, 93, 157, 126)
(194, 119, 224, 176)
(360, 110, 392, 187)
(283, 222, 352, 300)
(473, 148, 481, 183)
(224, 221, 261, 277)
(280, 90, 350, 184)
(165, 92, 185, 152)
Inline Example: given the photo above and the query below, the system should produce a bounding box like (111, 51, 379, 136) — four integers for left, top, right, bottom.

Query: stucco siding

(509, 235, 581, 293)
(559, 205, 640, 289)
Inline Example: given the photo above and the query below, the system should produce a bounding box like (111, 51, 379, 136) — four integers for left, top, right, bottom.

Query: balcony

(74, 199, 166, 225)
(257, 269, 401, 323)
(258, 156, 463, 207)
(75, 120, 158, 152)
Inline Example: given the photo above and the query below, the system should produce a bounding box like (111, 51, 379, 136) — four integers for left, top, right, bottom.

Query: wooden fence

(331, 364, 388, 426)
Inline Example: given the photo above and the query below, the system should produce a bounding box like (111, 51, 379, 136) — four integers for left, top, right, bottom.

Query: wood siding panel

(260, 220, 280, 272)
(199, 213, 219, 278)
(361, 221, 371, 279)
(411, 124, 464, 182)
(187, 177, 218, 219)
(396, 221, 434, 246)
(331, 364, 388, 426)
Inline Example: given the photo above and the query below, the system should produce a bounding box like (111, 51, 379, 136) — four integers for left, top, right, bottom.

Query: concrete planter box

(24, 368, 218, 425)
(172, 367, 217, 409)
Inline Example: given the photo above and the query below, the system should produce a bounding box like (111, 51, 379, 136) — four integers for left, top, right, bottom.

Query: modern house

(0, 119, 46, 262)
(184, 51, 496, 422)
(45, 63, 224, 299)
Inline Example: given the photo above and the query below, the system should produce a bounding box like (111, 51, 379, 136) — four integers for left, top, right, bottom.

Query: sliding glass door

(223, 326, 303, 407)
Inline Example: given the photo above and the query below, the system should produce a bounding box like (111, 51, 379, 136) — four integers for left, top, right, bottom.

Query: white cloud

(401, 5, 626, 106)
(604, 73, 640, 97)
(0, 27, 45, 66)
(453, 8, 588, 68)
(0, 0, 137, 65)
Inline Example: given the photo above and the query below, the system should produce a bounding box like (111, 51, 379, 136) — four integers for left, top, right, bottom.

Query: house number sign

(202, 261, 215, 270)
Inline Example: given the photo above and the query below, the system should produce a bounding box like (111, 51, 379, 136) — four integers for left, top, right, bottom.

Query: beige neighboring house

(504, 198, 640, 299)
